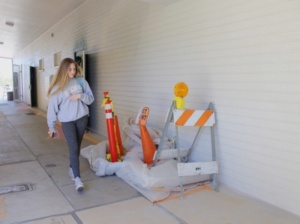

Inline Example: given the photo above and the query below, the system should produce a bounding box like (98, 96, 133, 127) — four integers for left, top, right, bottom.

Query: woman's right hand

(48, 129, 56, 138)
(70, 93, 81, 101)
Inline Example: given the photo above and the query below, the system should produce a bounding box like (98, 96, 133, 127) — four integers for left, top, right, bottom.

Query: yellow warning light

(174, 82, 188, 98)
(173, 82, 189, 109)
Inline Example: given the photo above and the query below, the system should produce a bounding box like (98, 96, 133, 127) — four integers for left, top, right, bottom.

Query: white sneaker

(75, 177, 84, 191)
(69, 167, 75, 180)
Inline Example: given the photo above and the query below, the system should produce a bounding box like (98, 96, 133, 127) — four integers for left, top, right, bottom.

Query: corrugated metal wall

(13, 0, 300, 216)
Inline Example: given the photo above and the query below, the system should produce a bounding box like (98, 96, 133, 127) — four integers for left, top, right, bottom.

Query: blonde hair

(47, 58, 83, 97)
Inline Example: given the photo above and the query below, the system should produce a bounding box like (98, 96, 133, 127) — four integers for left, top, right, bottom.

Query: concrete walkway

(0, 100, 299, 224)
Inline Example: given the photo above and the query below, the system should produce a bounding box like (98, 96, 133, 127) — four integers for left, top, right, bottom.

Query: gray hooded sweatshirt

(47, 77, 94, 132)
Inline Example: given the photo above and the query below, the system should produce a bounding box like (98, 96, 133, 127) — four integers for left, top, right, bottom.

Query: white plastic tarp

(80, 122, 210, 202)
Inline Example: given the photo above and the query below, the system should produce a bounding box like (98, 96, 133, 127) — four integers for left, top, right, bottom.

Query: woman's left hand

(70, 93, 81, 101)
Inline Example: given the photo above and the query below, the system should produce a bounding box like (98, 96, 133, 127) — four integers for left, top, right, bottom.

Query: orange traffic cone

(140, 124, 156, 165)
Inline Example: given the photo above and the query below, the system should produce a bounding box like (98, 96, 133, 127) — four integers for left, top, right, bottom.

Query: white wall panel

(13, 0, 300, 216)
(22, 64, 31, 105)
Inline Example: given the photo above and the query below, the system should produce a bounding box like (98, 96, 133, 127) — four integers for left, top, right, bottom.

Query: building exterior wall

(13, 0, 300, 216)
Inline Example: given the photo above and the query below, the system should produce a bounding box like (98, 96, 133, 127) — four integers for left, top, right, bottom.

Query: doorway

(13, 64, 23, 102)
(30, 66, 37, 107)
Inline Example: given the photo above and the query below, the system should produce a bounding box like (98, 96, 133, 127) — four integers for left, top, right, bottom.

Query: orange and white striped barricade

(175, 103, 218, 198)
(173, 109, 215, 127)
(173, 107, 216, 160)
(153, 101, 219, 198)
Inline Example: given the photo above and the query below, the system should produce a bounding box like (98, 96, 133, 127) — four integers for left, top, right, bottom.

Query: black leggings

(62, 115, 88, 178)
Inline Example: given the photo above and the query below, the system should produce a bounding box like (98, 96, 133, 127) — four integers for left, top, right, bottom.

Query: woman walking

(47, 57, 94, 191)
